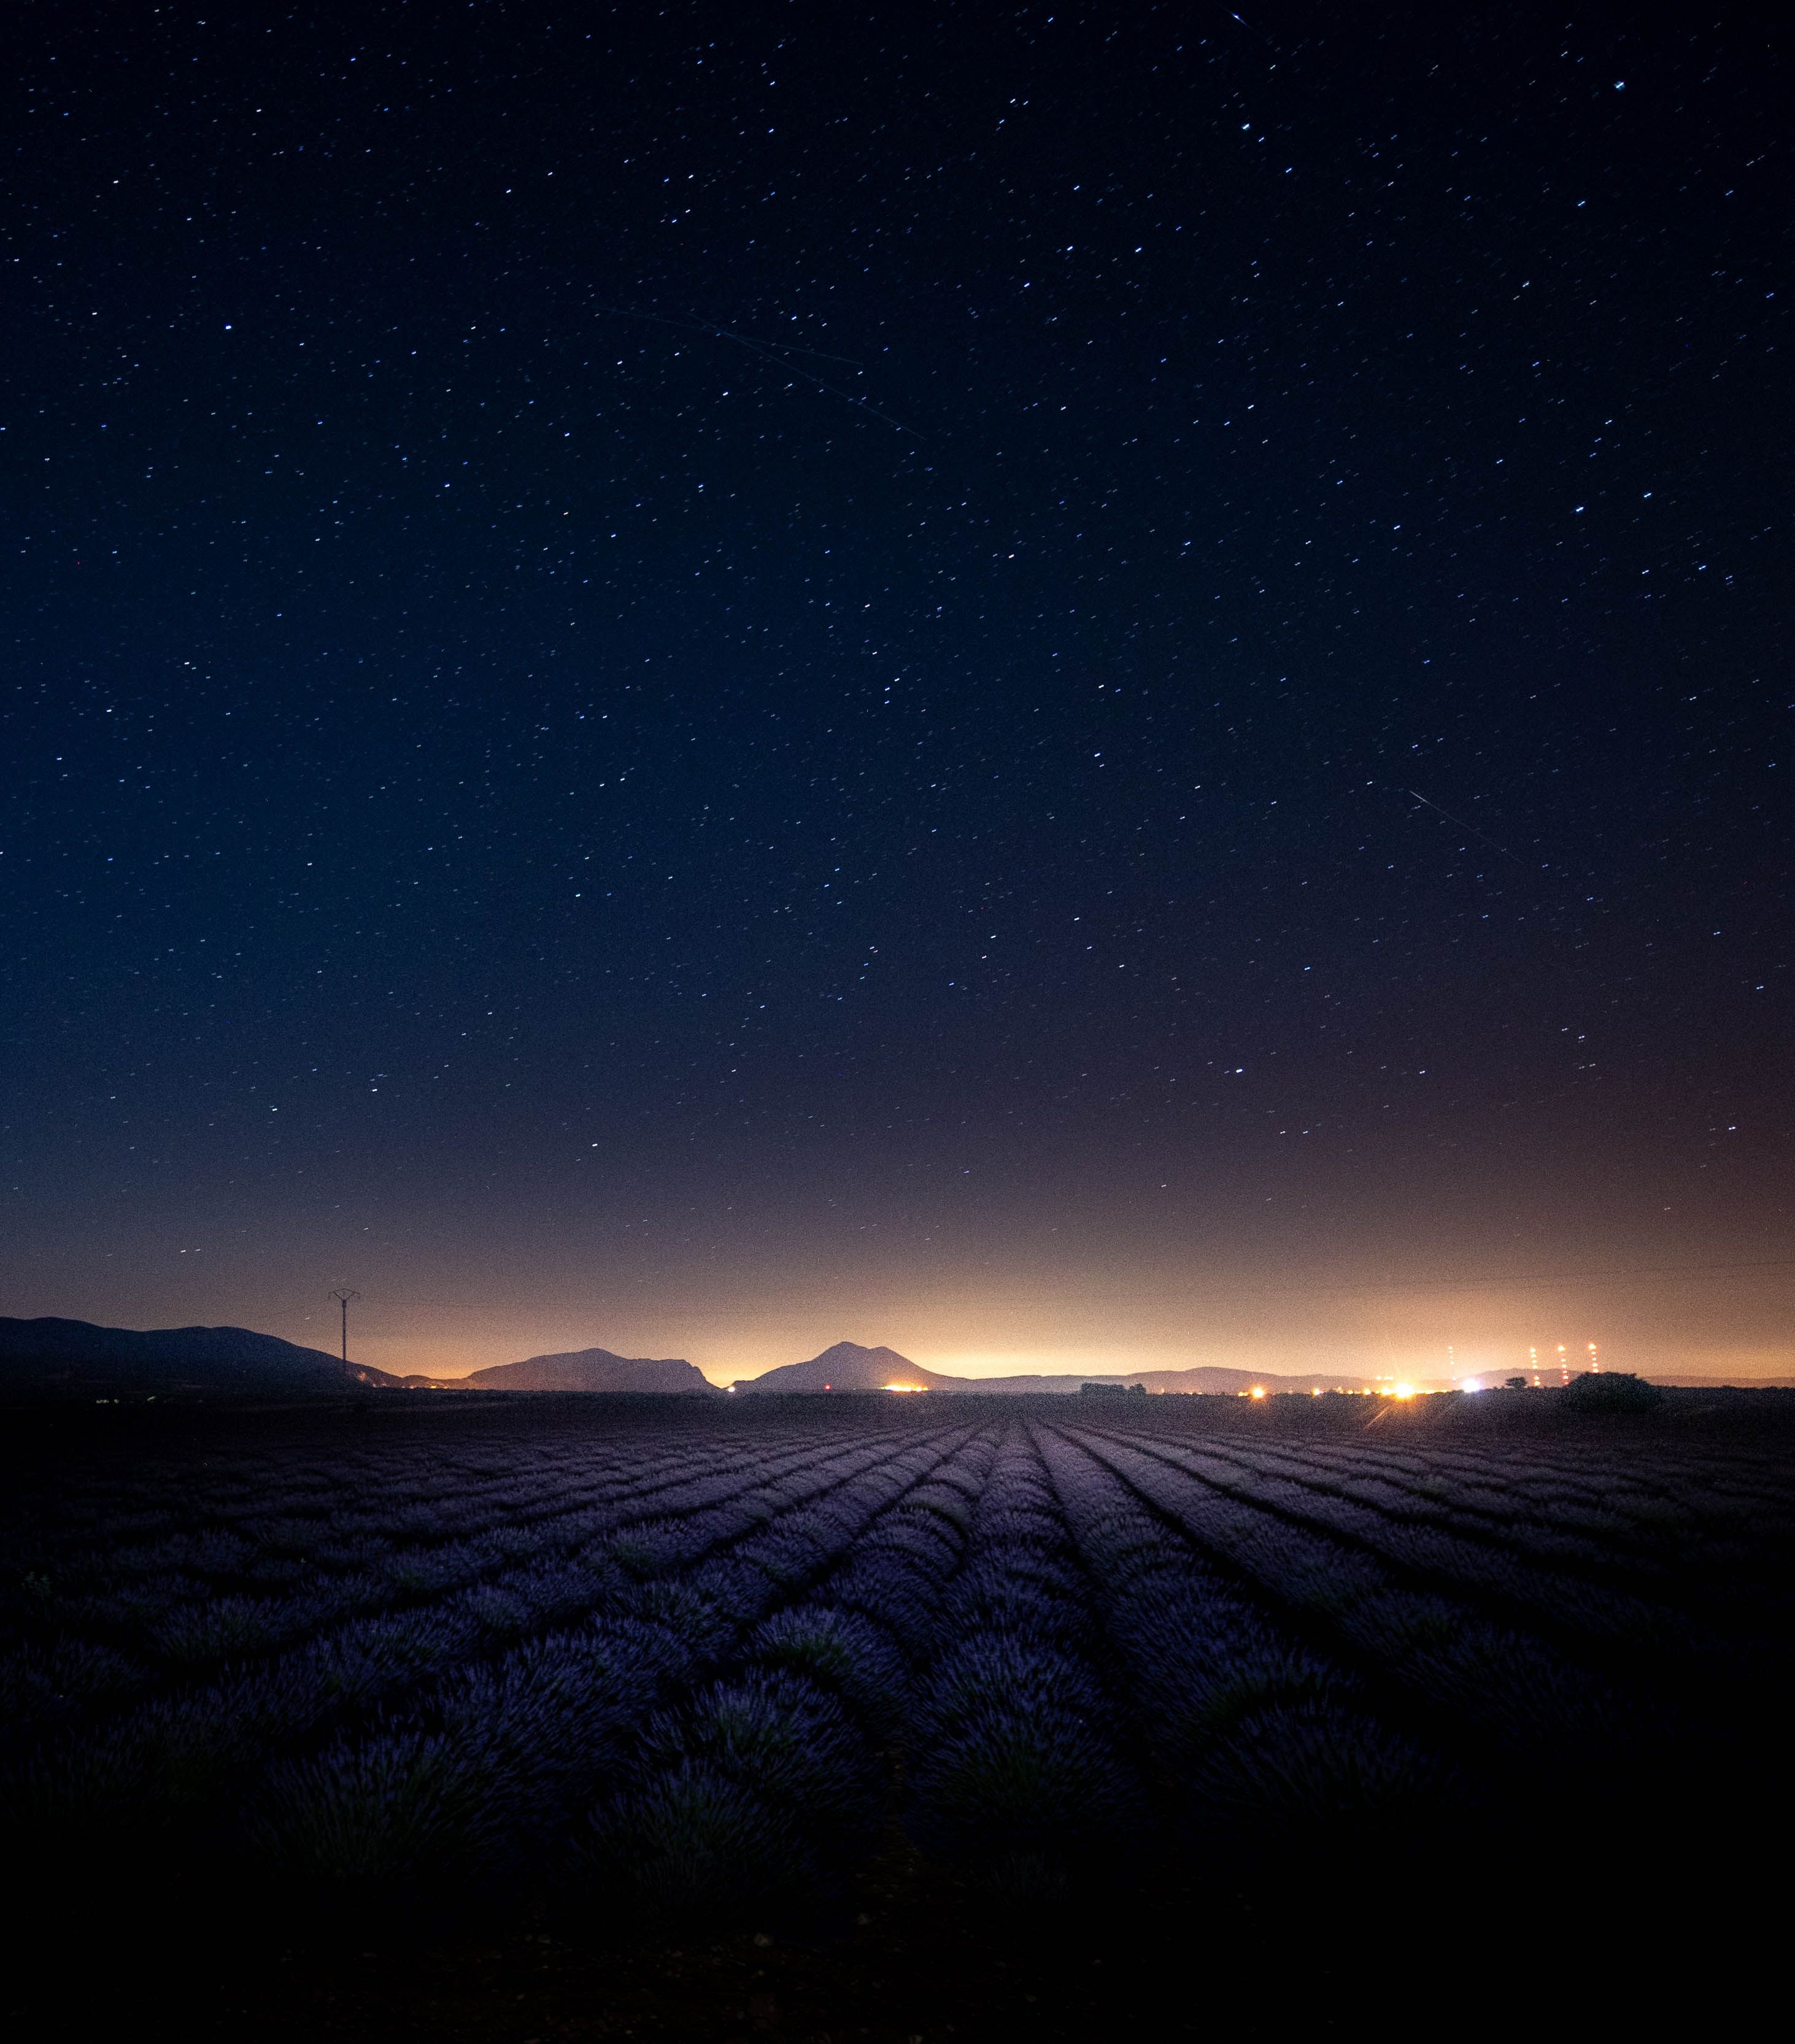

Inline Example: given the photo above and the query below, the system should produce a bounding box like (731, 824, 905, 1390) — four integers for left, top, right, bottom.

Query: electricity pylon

(328, 1289, 361, 1383)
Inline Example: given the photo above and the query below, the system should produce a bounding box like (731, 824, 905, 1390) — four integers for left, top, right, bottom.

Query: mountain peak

(744, 1340, 946, 1394)
(810, 1341, 916, 1368)
(461, 1348, 714, 1394)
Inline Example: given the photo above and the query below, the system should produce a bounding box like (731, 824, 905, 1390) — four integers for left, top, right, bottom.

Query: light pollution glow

(10, 1185, 1791, 1384)
(319, 1260, 1793, 1383)
(15, 1266, 1788, 1384)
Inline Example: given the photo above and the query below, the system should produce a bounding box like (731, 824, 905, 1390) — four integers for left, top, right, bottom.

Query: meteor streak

(1402, 787, 1527, 866)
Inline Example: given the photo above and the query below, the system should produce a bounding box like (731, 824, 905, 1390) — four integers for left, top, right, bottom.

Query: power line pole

(328, 1289, 361, 1384)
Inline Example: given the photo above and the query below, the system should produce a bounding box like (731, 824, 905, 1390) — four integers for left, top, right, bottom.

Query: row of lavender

(4, 1410, 1784, 1920)
(901, 1413, 1789, 1892)
(3, 1421, 990, 1905)
(585, 1408, 1786, 1908)
(1, 1425, 893, 1736)
(1101, 1427, 1795, 1660)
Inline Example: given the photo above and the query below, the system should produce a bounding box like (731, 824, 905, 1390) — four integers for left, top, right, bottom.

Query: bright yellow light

(884, 1383, 927, 1392)
(1392, 1383, 1416, 1399)
(1312, 1389, 1323, 1397)
(1249, 1386, 1267, 1400)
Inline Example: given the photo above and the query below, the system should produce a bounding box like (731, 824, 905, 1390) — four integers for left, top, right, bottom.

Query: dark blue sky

(4, 3, 1789, 1378)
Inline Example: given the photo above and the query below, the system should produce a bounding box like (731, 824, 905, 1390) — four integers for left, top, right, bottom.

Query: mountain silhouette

(741, 1341, 951, 1392)
(740, 1343, 1380, 1395)
(454, 1347, 714, 1393)
(6, 1319, 1734, 1398)
(0, 1316, 397, 1394)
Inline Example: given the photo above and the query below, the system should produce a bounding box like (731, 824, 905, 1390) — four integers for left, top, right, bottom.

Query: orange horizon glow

(206, 1324, 1795, 1387)
(15, 1251, 1795, 1389)
(219, 1332, 1795, 1388)
(318, 1287, 1795, 1386)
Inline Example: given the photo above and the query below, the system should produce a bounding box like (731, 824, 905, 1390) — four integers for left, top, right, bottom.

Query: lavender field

(4, 1395, 1790, 1958)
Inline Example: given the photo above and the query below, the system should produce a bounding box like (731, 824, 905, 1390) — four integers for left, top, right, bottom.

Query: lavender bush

(2, 1397, 1786, 1932)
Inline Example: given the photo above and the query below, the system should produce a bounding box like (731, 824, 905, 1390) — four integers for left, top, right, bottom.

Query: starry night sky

(5, 4, 1791, 1381)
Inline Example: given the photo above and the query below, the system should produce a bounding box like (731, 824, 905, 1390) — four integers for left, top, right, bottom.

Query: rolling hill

(739, 1342, 952, 1393)
(0, 1317, 398, 1394)
(451, 1347, 714, 1393)
(738, 1341, 1375, 1395)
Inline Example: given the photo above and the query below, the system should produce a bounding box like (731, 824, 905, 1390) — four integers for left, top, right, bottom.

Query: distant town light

(1249, 1386, 1267, 1399)
(884, 1383, 926, 1392)
(1463, 1378, 1484, 1393)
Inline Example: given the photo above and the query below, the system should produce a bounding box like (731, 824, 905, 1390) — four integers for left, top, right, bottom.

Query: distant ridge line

(2, 1321, 1789, 1396)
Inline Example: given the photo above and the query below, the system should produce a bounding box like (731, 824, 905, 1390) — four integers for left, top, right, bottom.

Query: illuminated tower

(1529, 1346, 1542, 1387)
(1558, 1344, 1569, 1385)
(1588, 1342, 1600, 1375)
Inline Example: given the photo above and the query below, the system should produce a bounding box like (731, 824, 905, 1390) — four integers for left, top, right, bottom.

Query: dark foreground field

(3, 1390, 1790, 2038)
